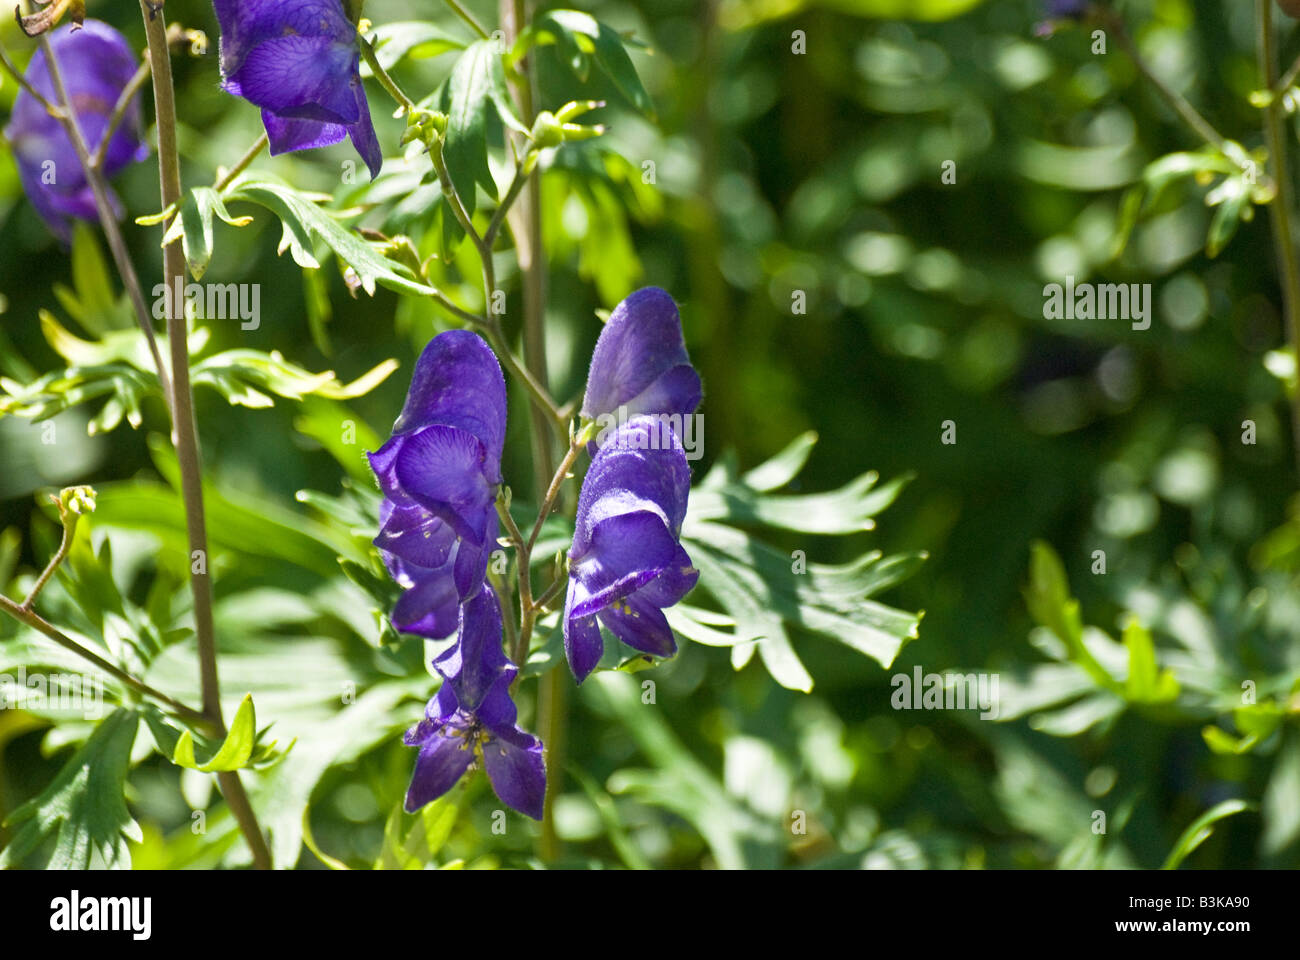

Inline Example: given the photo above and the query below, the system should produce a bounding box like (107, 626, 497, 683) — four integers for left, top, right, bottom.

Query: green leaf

(172, 694, 258, 772)
(223, 175, 436, 297)
(438, 40, 515, 214)
(1161, 799, 1255, 869)
(0, 708, 141, 869)
(1121, 616, 1179, 704)
(362, 22, 465, 74)
(534, 11, 654, 117)
(162, 186, 253, 281)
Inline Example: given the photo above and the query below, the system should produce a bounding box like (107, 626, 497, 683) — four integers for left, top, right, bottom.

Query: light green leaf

(172, 694, 257, 772)
(1162, 799, 1255, 870)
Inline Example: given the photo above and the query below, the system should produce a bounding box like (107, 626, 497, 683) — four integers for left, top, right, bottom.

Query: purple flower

(1043, 0, 1089, 17)
(581, 288, 702, 437)
(405, 585, 546, 819)
(563, 416, 698, 682)
(212, 0, 381, 177)
(2, 21, 149, 243)
(369, 330, 506, 639)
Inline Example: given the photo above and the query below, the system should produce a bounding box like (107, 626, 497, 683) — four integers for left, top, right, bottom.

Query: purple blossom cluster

(372, 289, 701, 818)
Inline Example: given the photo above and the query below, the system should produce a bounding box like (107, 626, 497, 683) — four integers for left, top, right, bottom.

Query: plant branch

(527, 434, 581, 555)
(0, 594, 213, 733)
(1258, 0, 1300, 473)
(1102, 8, 1235, 157)
(213, 131, 268, 192)
(89, 59, 151, 170)
(443, 0, 491, 41)
(20, 35, 174, 408)
(139, 0, 271, 871)
(359, 35, 415, 113)
(20, 513, 73, 611)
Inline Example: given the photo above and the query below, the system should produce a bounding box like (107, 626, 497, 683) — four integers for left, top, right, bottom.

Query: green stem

(16, 35, 174, 409)
(90, 59, 152, 170)
(443, 0, 491, 40)
(214, 132, 268, 192)
(20, 512, 74, 611)
(140, 0, 271, 871)
(1258, 0, 1300, 473)
(0, 594, 213, 732)
(1104, 8, 1235, 158)
(359, 36, 415, 113)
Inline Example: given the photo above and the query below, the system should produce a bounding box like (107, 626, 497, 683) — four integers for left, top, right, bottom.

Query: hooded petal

(393, 330, 507, 475)
(581, 287, 701, 422)
(572, 417, 692, 557)
(228, 34, 362, 124)
(347, 86, 384, 179)
(393, 424, 494, 545)
(635, 543, 700, 608)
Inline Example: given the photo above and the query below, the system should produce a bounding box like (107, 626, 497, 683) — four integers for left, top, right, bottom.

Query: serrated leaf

(162, 186, 253, 281)
(223, 175, 436, 297)
(0, 708, 141, 869)
(440, 41, 506, 215)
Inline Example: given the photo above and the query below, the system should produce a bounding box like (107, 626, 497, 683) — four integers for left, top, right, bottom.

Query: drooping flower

(369, 330, 506, 639)
(563, 416, 698, 682)
(404, 585, 546, 819)
(212, 0, 381, 177)
(581, 287, 702, 443)
(2, 20, 149, 243)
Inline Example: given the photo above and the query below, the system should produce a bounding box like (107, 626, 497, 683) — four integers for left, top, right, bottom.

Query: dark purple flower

(1043, 0, 1089, 17)
(405, 585, 546, 819)
(369, 330, 506, 639)
(3, 21, 149, 243)
(581, 287, 702, 437)
(212, 0, 381, 177)
(563, 416, 698, 682)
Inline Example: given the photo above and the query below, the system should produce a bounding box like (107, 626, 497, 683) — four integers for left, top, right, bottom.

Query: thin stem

(1258, 0, 1300, 472)
(213, 131, 268, 192)
(0, 37, 58, 108)
(25, 36, 173, 408)
(527, 436, 581, 555)
(496, 497, 534, 668)
(139, 0, 271, 871)
(502, 0, 561, 864)
(20, 515, 73, 610)
(0, 594, 212, 732)
(89, 60, 151, 170)
(359, 36, 415, 113)
(443, 0, 491, 41)
(1103, 8, 1234, 157)
(483, 160, 528, 252)
(531, 570, 566, 613)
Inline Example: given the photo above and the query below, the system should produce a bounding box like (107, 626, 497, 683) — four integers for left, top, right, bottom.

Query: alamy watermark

(595, 406, 704, 461)
(1043, 275, 1152, 331)
(152, 277, 261, 330)
(890, 665, 1000, 719)
(0, 666, 104, 720)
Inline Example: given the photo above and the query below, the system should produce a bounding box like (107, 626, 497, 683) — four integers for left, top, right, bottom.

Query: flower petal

(404, 729, 475, 812)
(569, 510, 678, 617)
(563, 579, 605, 683)
(393, 425, 493, 545)
(375, 500, 456, 569)
(581, 287, 699, 421)
(634, 544, 699, 608)
(482, 733, 546, 820)
(228, 35, 362, 125)
(393, 331, 507, 474)
(391, 568, 460, 639)
(598, 590, 678, 660)
(433, 584, 514, 713)
(261, 111, 347, 155)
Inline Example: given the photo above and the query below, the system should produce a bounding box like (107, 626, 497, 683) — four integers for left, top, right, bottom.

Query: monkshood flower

(1036, 0, 1089, 34)
(405, 585, 546, 819)
(581, 287, 702, 447)
(3, 20, 149, 243)
(563, 416, 698, 682)
(369, 330, 506, 639)
(212, 0, 381, 177)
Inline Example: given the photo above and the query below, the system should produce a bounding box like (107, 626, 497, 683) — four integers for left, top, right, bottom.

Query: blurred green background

(2, 0, 1299, 869)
